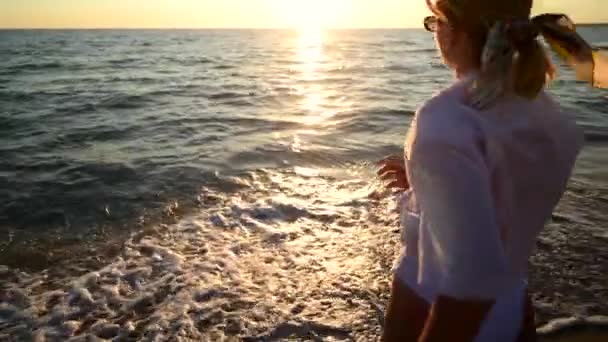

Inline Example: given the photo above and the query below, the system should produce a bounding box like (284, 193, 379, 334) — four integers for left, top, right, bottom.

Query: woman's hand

(377, 155, 410, 192)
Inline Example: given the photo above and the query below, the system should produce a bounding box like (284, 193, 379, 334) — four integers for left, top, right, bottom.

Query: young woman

(378, 0, 606, 341)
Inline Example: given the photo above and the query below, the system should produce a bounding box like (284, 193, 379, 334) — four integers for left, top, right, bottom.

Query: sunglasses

(424, 16, 441, 32)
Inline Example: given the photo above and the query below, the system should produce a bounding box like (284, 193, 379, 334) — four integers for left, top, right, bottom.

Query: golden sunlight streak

(297, 29, 323, 77)
(295, 30, 337, 127)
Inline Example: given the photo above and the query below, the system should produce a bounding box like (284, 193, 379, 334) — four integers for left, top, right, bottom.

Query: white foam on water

(1, 168, 606, 341)
(1, 167, 402, 341)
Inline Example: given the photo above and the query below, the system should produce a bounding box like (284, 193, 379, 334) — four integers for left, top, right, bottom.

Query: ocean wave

(159, 116, 298, 133)
(373, 108, 415, 117)
(53, 126, 138, 147)
(328, 119, 400, 136)
(4, 61, 64, 73)
(326, 65, 381, 74)
(97, 94, 153, 110)
(219, 99, 256, 107)
(384, 64, 418, 72)
(198, 57, 213, 64)
(0, 90, 36, 102)
(339, 107, 415, 121)
(213, 64, 236, 70)
(107, 57, 141, 66)
(46, 76, 104, 86)
(227, 150, 289, 169)
(161, 56, 214, 66)
(584, 132, 608, 143)
(0, 90, 73, 102)
(61, 162, 138, 185)
(207, 91, 251, 100)
(408, 48, 437, 53)
(105, 76, 158, 84)
(296, 76, 356, 85)
(537, 316, 608, 341)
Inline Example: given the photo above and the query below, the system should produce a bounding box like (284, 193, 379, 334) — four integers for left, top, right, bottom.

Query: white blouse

(394, 75, 583, 341)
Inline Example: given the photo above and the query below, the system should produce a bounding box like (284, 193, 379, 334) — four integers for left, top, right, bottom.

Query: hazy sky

(1, 0, 607, 29)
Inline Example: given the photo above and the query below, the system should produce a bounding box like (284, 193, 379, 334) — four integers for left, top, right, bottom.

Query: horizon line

(1, 22, 607, 30)
(0, 27, 420, 30)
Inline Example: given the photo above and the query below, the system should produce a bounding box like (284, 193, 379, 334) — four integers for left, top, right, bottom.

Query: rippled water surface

(1, 29, 607, 341)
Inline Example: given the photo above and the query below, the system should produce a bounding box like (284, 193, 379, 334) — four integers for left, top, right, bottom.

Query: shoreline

(1, 176, 606, 340)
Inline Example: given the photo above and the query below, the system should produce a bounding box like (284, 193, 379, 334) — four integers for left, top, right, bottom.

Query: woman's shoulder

(419, 77, 471, 112)
(412, 79, 483, 151)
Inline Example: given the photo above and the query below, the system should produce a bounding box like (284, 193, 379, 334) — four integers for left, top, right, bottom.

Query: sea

(1, 28, 607, 341)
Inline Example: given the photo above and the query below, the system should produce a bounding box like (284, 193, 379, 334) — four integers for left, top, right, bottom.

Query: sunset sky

(1, 0, 607, 29)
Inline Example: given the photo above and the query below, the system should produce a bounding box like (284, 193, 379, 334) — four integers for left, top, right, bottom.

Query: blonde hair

(429, 0, 555, 99)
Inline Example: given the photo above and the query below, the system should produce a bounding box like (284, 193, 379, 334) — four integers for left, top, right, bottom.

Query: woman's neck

(454, 65, 479, 80)
(451, 56, 480, 80)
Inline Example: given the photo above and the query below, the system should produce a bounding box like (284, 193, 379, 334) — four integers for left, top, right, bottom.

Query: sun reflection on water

(296, 28, 324, 81)
(288, 28, 352, 159)
(294, 28, 338, 128)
